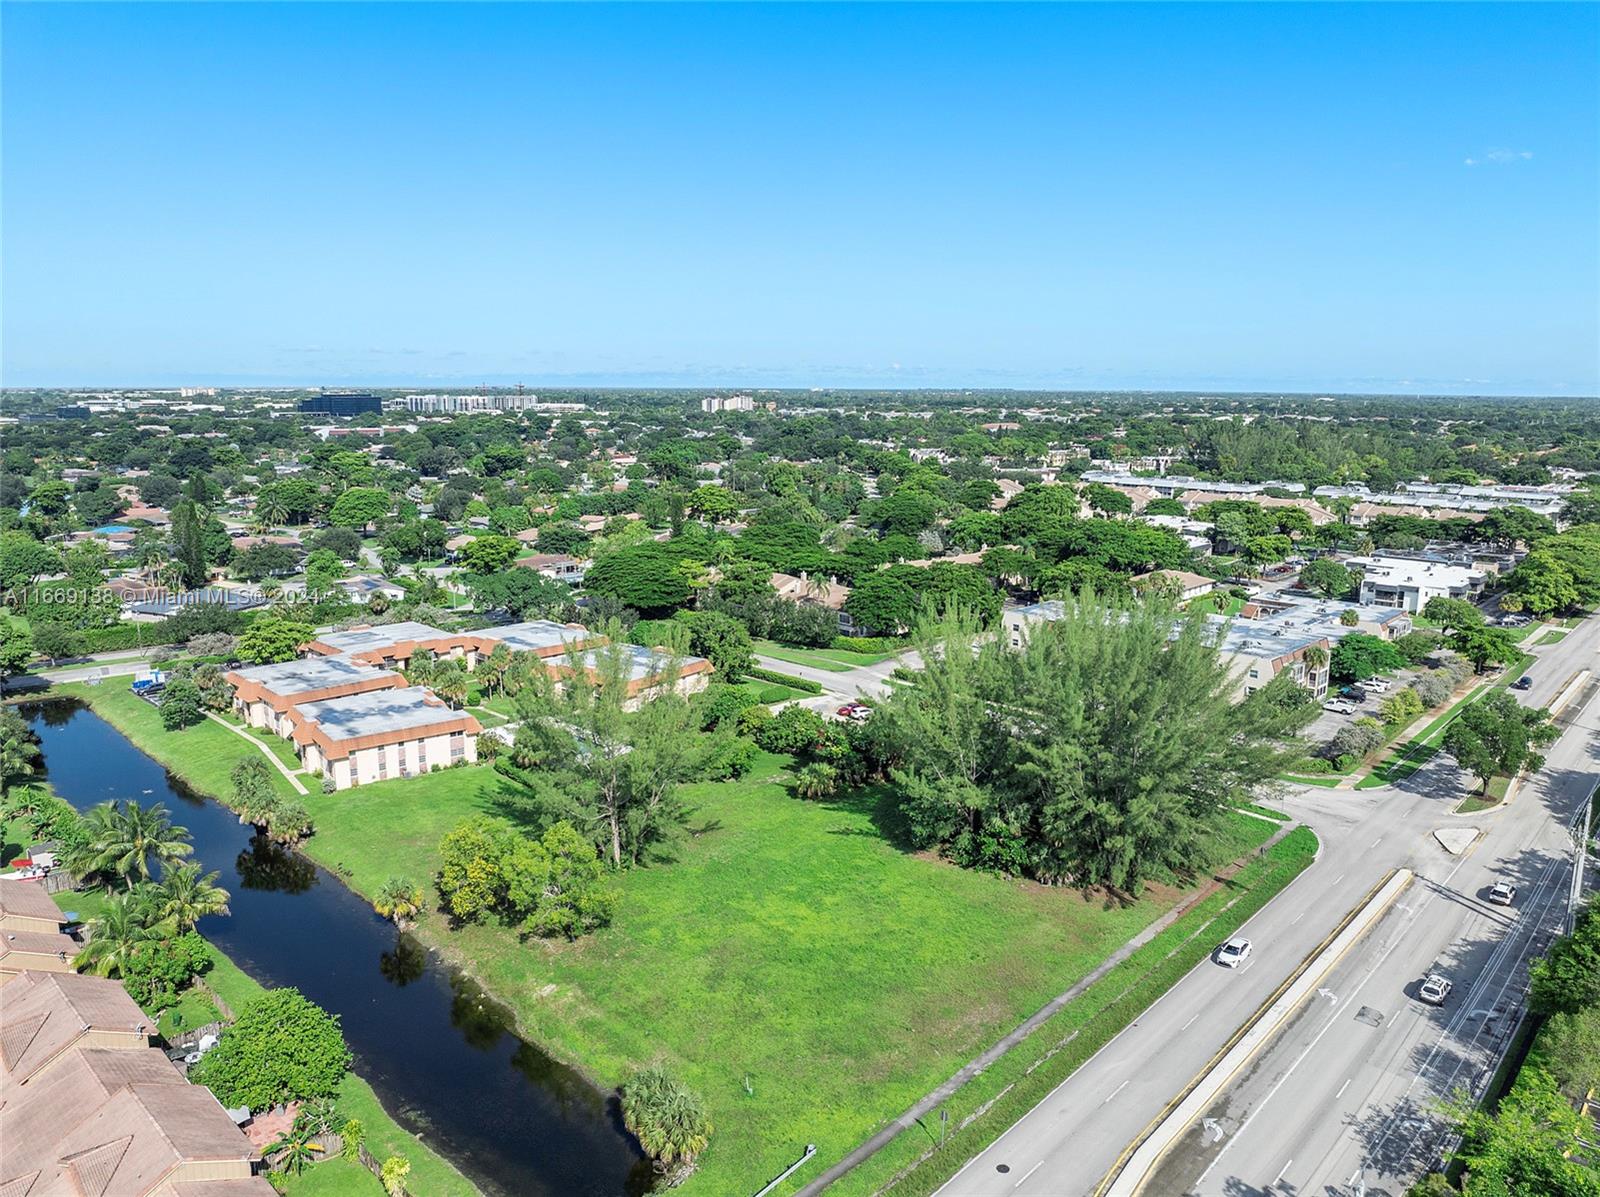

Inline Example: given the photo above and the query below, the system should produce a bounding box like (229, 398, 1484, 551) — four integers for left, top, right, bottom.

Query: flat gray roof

(232, 656, 396, 694)
(313, 621, 451, 654)
(475, 620, 591, 654)
(295, 686, 465, 740)
(575, 643, 708, 682)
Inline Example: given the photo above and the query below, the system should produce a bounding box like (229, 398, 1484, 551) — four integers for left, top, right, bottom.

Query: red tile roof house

(0, 970, 272, 1196)
(0, 878, 78, 977)
(224, 657, 408, 739)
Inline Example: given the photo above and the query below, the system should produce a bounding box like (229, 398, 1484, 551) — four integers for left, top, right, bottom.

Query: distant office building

(700, 394, 755, 413)
(300, 391, 382, 417)
(178, 386, 219, 398)
(53, 405, 91, 419)
(403, 393, 546, 413)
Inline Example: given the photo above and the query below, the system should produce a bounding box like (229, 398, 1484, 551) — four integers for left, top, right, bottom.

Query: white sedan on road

(1216, 937, 1253, 968)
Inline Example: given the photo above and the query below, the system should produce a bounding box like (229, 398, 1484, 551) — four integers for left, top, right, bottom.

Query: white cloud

(1465, 148, 1533, 167)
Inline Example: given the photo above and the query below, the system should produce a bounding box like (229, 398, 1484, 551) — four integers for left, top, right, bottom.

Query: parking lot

(1303, 667, 1425, 746)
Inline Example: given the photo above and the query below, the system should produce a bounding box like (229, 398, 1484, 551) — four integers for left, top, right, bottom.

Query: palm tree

(268, 1112, 326, 1176)
(793, 762, 839, 801)
(254, 490, 288, 530)
(621, 1068, 713, 1167)
(74, 889, 173, 978)
(0, 722, 41, 795)
(87, 800, 194, 890)
(156, 862, 230, 931)
(373, 878, 422, 926)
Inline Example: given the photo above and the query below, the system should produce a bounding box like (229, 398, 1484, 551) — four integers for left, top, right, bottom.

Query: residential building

(302, 621, 474, 670)
(770, 571, 859, 635)
(1130, 569, 1217, 602)
(1348, 553, 1489, 612)
(402, 393, 542, 413)
(551, 644, 713, 711)
(473, 619, 603, 659)
(1003, 599, 1065, 648)
(0, 879, 77, 976)
(515, 552, 588, 584)
(291, 686, 482, 790)
(1212, 620, 1332, 699)
(700, 394, 755, 413)
(0, 970, 272, 1196)
(127, 587, 269, 620)
(226, 657, 406, 737)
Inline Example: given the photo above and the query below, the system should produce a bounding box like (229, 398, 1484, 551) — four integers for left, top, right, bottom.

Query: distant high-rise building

(300, 391, 382, 417)
(700, 394, 755, 413)
(403, 393, 551, 413)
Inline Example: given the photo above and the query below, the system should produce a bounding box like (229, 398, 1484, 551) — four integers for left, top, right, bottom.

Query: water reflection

(23, 701, 651, 1197)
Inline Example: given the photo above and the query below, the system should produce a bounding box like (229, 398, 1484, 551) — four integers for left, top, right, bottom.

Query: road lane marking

(1101, 1080, 1131, 1106)
(1333, 873, 1345, 885)
(1335, 1077, 1351, 1098)
(1014, 1161, 1043, 1188)
(1370, 837, 1383, 848)
(1273, 1159, 1293, 1184)
(1291, 911, 1305, 925)
(1181, 1013, 1201, 1030)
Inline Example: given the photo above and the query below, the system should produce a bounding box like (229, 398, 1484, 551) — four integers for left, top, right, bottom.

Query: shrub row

(742, 666, 823, 695)
(831, 635, 903, 654)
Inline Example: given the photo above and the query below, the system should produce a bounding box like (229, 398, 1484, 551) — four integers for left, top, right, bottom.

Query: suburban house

(770, 571, 859, 635)
(334, 575, 408, 604)
(226, 656, 407, 737)
(0, 970, 272, 1196)
(1347, 553, 1489, 612)
(1139, 513, 1215, 556)
(0, 878, 77, 976)
(291, 686, 482, 790)
(1131, 569, 1217, 602)
(515, 552, 588, 585)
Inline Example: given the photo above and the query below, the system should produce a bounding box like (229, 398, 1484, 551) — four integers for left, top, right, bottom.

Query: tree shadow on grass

(816, 782, 919, 852)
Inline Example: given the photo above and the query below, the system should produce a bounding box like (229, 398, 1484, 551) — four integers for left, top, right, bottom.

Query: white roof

(294, 686, 464, 740)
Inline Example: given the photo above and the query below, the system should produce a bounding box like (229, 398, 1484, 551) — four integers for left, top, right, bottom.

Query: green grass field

(60, 679, 1293, 1197)
(755, 640, 901, 670)
(288, 750, 1279, 1195)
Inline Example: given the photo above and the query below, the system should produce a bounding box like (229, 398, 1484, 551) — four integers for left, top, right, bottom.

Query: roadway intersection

(937, 612, 1599, 1197)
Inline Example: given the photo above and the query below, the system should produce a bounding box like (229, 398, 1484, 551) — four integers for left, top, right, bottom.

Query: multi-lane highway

(937, 612, 1598, 1197)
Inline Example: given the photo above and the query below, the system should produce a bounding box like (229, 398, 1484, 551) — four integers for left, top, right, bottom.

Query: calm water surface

(23, 700, 651, 1197)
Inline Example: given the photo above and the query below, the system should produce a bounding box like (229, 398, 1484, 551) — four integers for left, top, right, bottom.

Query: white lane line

(1370, 837, 1383, 848)
(1335, 1077, 1351, 1098)
(1273, 1158, 1294, 1184)
(1291, 910, 1305, 925)
(1181, 1013, 1201, 1030)
(1014, 1160, 1043, 1188)
(1333, 873, 1346, 885)
(1101, 1080, 1131, 1106)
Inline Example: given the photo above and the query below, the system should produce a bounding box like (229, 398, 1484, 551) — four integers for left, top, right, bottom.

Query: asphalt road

(936, 612, 1599, 1197)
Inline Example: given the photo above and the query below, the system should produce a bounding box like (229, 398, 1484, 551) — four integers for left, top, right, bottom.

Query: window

(450, 733, 465, 761)
(376, 748, 388, 779)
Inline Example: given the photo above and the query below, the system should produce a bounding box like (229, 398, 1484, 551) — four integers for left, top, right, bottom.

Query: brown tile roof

(0, 880, 65, 926)
(0, 973, 151, 1087)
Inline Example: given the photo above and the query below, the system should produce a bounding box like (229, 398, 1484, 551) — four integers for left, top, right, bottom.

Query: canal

(22, 700, 651, 1197)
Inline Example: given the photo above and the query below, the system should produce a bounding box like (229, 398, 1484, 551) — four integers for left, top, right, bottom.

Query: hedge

(743, 666, 823, 695)
(831, 635, 903, 654)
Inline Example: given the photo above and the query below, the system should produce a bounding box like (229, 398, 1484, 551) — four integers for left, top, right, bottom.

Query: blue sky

(3, 3, 1596, 395)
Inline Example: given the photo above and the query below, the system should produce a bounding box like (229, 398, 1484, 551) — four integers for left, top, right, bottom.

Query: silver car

(1217, 937, 1253, 968)
(1419, 974, 1453, 1006)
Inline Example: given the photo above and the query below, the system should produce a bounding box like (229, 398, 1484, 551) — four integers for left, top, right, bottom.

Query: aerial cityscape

(1, 5, 1597, 1197)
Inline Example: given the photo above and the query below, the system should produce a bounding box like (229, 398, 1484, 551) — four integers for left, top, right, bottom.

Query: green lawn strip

(752, 641, 855, 672)
(294, 752, 1276, 1196)
(819, 827, 1321, 1197)
(730, 679, 813, 705)
(1355, 681, 1494, 789)
(51, 683, 304, 802)
(1455, 774, 1512, 815)
(1535, 628, 1568, 646)
(1235, 802, 1291, 821)
(1278, 774, 1344, 788)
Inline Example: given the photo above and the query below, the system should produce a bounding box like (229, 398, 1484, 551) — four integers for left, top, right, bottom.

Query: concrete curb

(1100, 868, 1414, 1197)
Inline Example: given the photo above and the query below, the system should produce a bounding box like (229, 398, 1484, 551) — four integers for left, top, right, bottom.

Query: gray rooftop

(574, 643, 709, 682)
(313, 621, 451, 654)
(294, 686, 465, 740)
(475, 620, 591, 654)
(231, 655, 398, 695)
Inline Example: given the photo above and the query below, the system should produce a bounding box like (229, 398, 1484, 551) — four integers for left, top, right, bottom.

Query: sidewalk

(204, 712, 309, 796)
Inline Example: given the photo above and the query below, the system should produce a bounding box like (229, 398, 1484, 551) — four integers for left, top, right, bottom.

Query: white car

(1322, 700, 1357, 714)
(1487, 881, 1517, 907)
(1360, 677, 1391, 693)
(1217, 937, 1253, 968)
(1419, 973, 1453, 1006)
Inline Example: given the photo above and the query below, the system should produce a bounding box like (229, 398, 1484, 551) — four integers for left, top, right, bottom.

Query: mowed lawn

(297, 750, 1274, 1195)
(57, 681, 1279, 1196)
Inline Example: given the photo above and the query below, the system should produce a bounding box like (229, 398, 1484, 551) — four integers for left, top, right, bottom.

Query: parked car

(1322, 700, 1357, 714)
(1487, 881, 1517, 906)
(1360, 677, 1391, 693)
(1341, 685, 1368, 702)
(1511, 676, 1533, 691)
(1419, 973, 1453, 1006)
(835, 703, 871, 722)
(1216, 937, 1253, 968)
